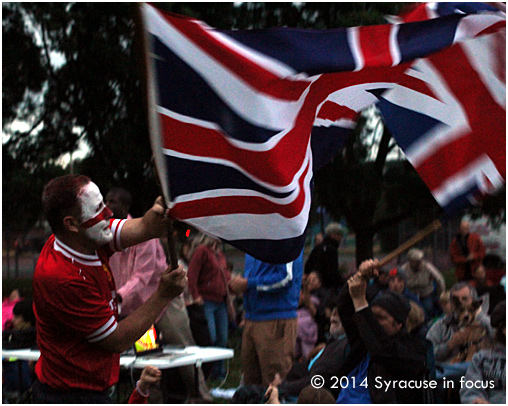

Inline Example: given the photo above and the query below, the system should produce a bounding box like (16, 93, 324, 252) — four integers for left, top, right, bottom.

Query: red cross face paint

(80, 206, 113, 230)
(78, 182, 114, 246)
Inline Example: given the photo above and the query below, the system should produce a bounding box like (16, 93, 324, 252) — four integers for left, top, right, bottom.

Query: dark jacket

(337, 284, 427, 403)
(279, 334, 348, 398)
(304, 236, 343, 291)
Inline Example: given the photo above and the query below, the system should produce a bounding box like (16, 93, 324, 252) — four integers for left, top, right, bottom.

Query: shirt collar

(54, 237, 101, 266)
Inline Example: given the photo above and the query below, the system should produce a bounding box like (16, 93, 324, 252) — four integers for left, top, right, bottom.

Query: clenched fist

(157, 265, 187, 299)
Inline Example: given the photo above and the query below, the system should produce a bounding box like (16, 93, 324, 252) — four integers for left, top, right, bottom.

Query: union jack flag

(377, 29, 506, 214)
(388, 2, 504, 23)
(141, 3, 505, 263)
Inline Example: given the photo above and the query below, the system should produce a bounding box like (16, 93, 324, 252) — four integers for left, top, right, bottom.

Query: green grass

(207, 327, 244, 403)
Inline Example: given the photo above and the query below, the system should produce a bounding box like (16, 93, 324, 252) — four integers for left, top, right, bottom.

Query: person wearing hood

(336, 259, 427, 404)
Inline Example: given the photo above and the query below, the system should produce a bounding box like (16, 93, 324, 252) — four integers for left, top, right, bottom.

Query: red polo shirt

(33, 219, 126, 391)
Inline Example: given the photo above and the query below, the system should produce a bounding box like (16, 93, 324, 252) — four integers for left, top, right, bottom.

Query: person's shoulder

(470, 233, 484, 242)
(470, 348, 492, 364)
(196, 245, 209, 254)
(427, 316, 447, 332)
(35, 238, 72, 276)
(477, 313, 493, 327)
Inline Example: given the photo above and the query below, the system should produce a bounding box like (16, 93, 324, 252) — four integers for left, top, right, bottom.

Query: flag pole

(134, 3, 179, 270)
(377, 219, 443, 268)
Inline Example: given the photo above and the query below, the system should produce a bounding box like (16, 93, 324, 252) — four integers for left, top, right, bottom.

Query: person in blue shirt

(229, 252, 303, 386)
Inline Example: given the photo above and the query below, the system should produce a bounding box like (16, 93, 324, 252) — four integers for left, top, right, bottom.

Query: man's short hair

(107, 187, 132, 209)
(42, 175, 91, 234)
(407, 248, 424, 262)
(450, 281, 478, 300)
(325, 222, 344, 237)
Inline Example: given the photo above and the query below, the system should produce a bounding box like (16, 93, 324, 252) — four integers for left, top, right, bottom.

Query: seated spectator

(128, 365, 162, 404)
(407, 300, 437, 386)
(427, 282, 494, 366)
(406, 300, 426, 335)
(3, 299, 37, 400)
(2, 289, 23, 331)
(337, 259, 427, 404)
(265, 384, 335, 404)
(296, 385, 335, 404)
(460, 301, 506, 404)
(232, 302, 348, 402)
(427, 282, 494, 402)
(388, 268, 422, 307)
(401, 248, 445, 318)
(280, 303, 348, 399)
(428, 290, 453, 328)
(306, 271, 330, 344)
(438, 290, 452, 317)
(473, 265, 506, 315)
(295, 279, 319, 360)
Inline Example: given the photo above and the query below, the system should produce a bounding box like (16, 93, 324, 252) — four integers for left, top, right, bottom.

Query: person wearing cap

(388, 268, 422, 307)
(336, 259, 426, 404)
(304, 222, 346, 293)
(460, 301, 506, 404)
(400, 248, 445, 318)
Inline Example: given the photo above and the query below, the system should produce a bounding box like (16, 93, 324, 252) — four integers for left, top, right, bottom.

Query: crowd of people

(1, 175, 506, 404)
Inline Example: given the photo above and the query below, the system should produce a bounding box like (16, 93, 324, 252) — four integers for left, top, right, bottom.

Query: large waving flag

(141, 3, 505, 264)
(388, 2, 503, 23)
(377, 29, 505, 214)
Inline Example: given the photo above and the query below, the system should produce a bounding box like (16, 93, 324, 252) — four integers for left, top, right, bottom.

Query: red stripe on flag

(158, 11, 309, 101)
(398, 3, 433, 23)
(169, 160, 310, 220)
(358, 24, 394, 67)
(477, 20, 506, 36)
(415, 43, 506, 191)
(160, 114, 310, 188)
(317, 101, 358, 121)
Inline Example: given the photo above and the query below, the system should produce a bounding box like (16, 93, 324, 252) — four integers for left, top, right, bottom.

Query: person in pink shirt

(2, 289, 23, 331)
(106, 188, 211, 402)
(106, 188, 167, 317)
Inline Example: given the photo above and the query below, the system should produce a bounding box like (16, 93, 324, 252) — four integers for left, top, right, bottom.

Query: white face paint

(78, 182, 113, 246)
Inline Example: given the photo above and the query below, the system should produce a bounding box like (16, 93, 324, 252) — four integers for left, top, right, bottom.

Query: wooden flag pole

(377, 219, 443, 268)
(134, 3, 179, 270)
(165, 214, 179, 271)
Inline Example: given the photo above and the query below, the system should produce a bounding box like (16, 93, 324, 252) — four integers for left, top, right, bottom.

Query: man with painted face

(32, 175, 187, 403)
(336, 259, 427, 404)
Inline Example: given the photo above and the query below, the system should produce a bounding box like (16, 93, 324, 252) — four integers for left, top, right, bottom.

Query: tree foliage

(3, 2, 158, 215)
(5, 2, 501, 262)
(314, 107, 443, 263)
(2, 2, 404, 219)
